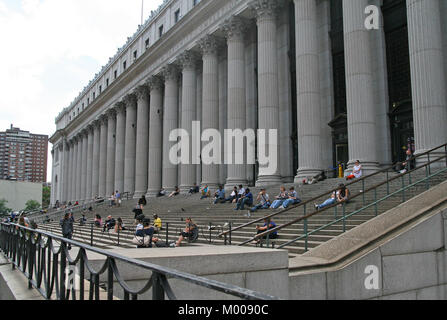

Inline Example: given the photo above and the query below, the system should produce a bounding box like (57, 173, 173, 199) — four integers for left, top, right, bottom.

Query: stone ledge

(289, 180, 447, 272)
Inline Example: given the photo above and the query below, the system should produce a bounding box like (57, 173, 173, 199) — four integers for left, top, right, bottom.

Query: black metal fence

(0, 223, 278, 300)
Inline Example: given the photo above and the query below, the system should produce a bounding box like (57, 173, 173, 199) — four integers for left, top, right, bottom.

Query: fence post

(401, 175, 406, 203)
(90, 223, 94, 247)
(229, 222, 232, 245)
(304, 218, 308, 252)
(152, 273, 165, 300)
(165, 222, 169, 246)
(342, 203, 346, 233)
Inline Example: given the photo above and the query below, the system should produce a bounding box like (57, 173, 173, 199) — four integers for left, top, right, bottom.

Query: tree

(42, 186, 51, 208)
(0, 199, 11, 216)
(24, 200, 41, 212)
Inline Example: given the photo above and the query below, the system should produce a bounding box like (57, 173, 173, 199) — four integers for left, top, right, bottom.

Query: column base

(281, 176, 295, 184)
(133, 191, 146, 199)
(294, 168, 324, 183)
(224, 178, 248, 190)
(346, 160, 380, 176)
(255, 175, 283, 187)
(145, 189, 161, 198)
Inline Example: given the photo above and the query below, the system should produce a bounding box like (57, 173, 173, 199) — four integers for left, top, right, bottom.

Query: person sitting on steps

(200, 185, 211, 200)
(169, 186, 180, 198)
(249, 188, 271, 216)
(270, 186, 289, 210)
(346, 160, 363, 180)
(213, 186, 226, 204)
(253, 218, 278, 245)
(281, 187, 301, 209)
(172, 218, 198, 247)
(235, 188, 253, 211)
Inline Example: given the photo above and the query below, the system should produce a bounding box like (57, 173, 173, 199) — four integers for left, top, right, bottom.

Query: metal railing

(0, 223, 279, 300)
(218, 143, 447, 249)
(248, 147, 447, 251)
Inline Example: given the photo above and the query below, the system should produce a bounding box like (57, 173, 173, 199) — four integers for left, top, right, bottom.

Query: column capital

(124, 93, 137, 106)
(80, 128, 89, 138)
(86, 124, 95, 134)
(98, 114, 108, 125)
(198, 34, 222, 56)
(134, 85, 149, 100)
(249, 0, 282, 20)
(222, 16, 248, 41)
(177, 50, 200, 71)
(106, 108, 117, 120)
(146, 75, 164, 92)
(91, 119, 101, 129)
(114, 101, 126, 114)
(161, 64, 179, 82)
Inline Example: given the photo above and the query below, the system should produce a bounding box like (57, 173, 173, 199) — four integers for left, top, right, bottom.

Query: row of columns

(57, 0, 447, 203)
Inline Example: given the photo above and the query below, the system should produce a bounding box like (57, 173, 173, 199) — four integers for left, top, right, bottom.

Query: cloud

(0, 0, 164, 182)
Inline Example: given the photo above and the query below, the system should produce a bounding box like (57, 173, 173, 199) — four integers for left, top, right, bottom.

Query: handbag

(132, 235, 151, 246)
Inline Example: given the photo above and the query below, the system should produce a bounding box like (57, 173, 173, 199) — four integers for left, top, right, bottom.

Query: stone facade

(50, 0, 447, 203)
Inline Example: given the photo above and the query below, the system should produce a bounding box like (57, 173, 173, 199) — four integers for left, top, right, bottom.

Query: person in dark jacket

(60, 213, 74, 250)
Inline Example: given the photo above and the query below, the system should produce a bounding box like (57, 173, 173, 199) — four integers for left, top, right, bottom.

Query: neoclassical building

(50, 0, 447, 204)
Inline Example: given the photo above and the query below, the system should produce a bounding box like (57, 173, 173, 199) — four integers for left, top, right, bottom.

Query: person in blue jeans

(200, 185, 211, 199)
(235, 189, 253, 210)
(250, 189, 271, 213)
(281, 187, 301, 209)
(213, 186, 226, 204)
(270, 187, 289, 209)
(314, 191, 337, 211)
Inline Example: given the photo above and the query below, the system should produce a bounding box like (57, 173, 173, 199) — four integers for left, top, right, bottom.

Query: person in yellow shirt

(153, 214, 162, 232)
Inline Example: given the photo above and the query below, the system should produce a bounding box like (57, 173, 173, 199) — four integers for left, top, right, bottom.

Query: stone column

(245, 25, 258, 186)
(98, 115, 108, 198)
(62, 141, 70, 203)
(178, 50, 198, 193)
(114, 102, 126, 194)
(407, 0, 447, 158)
(218, 51, 228, 186)
(80, 129, 88, 201)
(91, 120, 101, 198)
(343, 0, 379, 173)
(75, 134, 83, 201)
(86, 125, 94, 201)
(124, 94, 137, 195)
(67, 138, 76, 202)
(199, 35, 220, 188)
(223, 16, 248, 187)
(293, 0, 323, 179)
(196, 64, 203, 187)
(162, 65, 179, 192)
(277, 8, 294, 182)
(250, 0, 283, 186)
(106, 109, 116, 197)
(146, 76, 164, 197)
(133, 86, 150, 199)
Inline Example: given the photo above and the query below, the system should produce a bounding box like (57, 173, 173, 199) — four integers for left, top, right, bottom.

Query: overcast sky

(0, 0, 164, 182)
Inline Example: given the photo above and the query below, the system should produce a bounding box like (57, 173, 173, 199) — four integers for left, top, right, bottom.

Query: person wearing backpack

(60, 213, 74, 250)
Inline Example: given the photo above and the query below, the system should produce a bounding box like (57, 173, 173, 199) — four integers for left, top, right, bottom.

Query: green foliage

(42, 186, 51, 208)
(0, 199, 11, 216)
(24, 200, 41, 212)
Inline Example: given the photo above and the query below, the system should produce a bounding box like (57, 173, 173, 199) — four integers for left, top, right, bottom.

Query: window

(159, 25, 164, 38)
(87, 98, 90, 105)
(82, 103, 85, 110)
(174, 9, 180, 23)
(145, 38, 149, 49)
(133, 50, 138, 61)
(106, 78, 109, 87)
(123, 61, 127, 70)
(193, 0, 199, 6)
(114, 70, 117, 79)
(99, 85, 102, 94)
